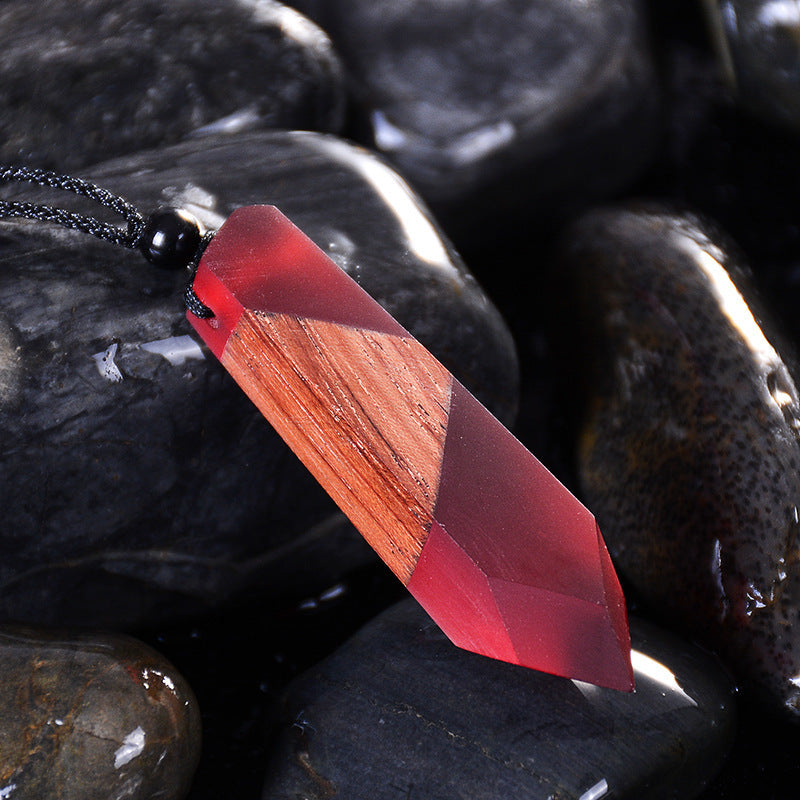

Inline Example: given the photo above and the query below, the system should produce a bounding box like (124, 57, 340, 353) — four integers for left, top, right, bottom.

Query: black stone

(556, 205, 800, 720)
(0, 0, 345, 170)
(262, 599, 736, 800)
(289, 0, 661, 247)
(0, 130, 518, 629)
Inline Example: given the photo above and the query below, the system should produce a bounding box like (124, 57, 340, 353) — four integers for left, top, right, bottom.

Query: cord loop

(0, 163, 216, 318)
(0, 164, 146, 249)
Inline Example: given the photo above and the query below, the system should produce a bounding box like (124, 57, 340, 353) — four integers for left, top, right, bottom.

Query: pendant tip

(407, 518, 637, 690)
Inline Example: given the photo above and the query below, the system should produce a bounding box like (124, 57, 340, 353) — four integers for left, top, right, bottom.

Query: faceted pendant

(187, 205, 633, 691)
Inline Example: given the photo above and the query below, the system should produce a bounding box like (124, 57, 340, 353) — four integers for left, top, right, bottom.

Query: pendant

(188, 205, 634, 691)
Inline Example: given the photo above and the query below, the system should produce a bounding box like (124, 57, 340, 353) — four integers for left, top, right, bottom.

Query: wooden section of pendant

(221, 310, 451, 582)
(187, 205, 634, 690)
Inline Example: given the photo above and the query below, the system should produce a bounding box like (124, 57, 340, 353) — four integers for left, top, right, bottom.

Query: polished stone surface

(262, 599, 735, 799)
(557, 205, 800, 720)
(0, 625, 201, 800)
(0, 0, 345, 170)
(289, 0, 661, 244)
(0, 130, 518, 628)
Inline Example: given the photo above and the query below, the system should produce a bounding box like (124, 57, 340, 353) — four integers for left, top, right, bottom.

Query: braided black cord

(0, 164, 218, 318)
(0, 164, 146, 248)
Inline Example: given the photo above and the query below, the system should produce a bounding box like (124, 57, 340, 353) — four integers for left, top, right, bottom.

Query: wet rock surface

(288, 0, 661, 245)
(0, 625, 201, 800)
(557, 206, 800, 719)
(262, 599, 735, 800)
(0, 130, 518, 629)
(0, 0, 345, 170)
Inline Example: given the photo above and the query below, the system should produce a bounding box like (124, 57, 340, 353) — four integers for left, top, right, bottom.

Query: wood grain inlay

(221, 310, 453, 582)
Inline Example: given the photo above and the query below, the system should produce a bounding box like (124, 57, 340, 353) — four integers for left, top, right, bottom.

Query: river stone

(0, 130, 518, 628)
(288, 0, 661, 245)
(556, 205, 800, 720)
(704, 0, 800, 130)
(0, 625, 201, 800)
(0, 0, 345, 170)
(262, 599, 735, 800)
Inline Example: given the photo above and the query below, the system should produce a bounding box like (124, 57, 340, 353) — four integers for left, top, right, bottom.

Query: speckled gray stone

(0, 130, 518, 628)
(0, 0, 345, 169)
(557, 205, 800, 720)
(262, 599, 736, 800)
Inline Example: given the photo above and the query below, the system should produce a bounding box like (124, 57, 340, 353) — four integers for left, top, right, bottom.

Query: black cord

(0, 163, 216, 317)
(0, 164, 146, 249)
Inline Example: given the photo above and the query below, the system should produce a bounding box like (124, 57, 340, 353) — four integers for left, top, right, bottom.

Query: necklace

(0, 164, 633, 691)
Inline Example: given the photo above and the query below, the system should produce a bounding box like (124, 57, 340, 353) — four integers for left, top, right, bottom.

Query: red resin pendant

(188, 205, 634, 691)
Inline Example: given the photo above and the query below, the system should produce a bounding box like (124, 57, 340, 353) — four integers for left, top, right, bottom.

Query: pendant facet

(188, 205, 634, 691)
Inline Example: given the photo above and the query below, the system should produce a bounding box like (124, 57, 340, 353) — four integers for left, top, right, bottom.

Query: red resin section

(409, 521, 519, 664)
(188, 205, 634, 690)
(408, 381, 634, 691)
(190, 205, 407, 357)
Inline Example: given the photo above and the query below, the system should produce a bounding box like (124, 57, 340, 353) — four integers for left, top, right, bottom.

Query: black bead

(139, 209, 202, 270)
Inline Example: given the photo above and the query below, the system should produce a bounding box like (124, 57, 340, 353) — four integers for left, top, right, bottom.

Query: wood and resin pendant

(188, 205, 634, 691)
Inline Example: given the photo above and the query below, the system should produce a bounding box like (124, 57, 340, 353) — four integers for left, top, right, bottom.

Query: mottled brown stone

(0, 626, 201, 799)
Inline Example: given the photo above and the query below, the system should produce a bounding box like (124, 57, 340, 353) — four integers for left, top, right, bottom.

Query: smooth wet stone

(289, 0, 661, 244)
(704, 0, 800, 130)
(0, 625, 200, 800)
(557, 206, 800, 719)
(0, 0, 345, 170)
(0, 130, 518, 628)
(262, 598, 735, 800)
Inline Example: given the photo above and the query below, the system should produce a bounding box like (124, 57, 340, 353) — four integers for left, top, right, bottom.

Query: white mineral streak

(93, 343, 123, 383)
(114, 726, 146, 769)
(140, 335, 205, 366)
(578, 777, 609, 800)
